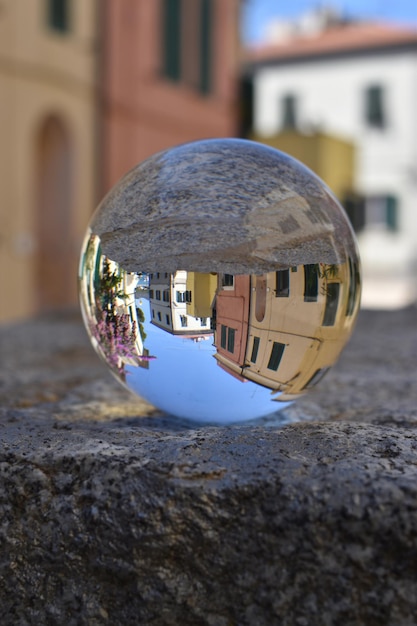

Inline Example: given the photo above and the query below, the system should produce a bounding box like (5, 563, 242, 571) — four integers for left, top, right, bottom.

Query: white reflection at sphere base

(79, 139, 361, 424)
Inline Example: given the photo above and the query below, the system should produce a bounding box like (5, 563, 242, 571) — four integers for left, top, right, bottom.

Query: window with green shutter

(48, 0, 69, 33)
(162, 0, 181, 82)
(200, 0, 212, 94)
(282, 95, 297, 130)
(322, 283, 340, 327)
(304, 264, 319, 302)
(267, 342, 285, 372)
(386, 195, 398, 232)
(365, 85, 385, 129)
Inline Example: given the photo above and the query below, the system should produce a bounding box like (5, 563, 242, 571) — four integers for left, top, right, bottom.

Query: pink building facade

(101, 0, 240, 191)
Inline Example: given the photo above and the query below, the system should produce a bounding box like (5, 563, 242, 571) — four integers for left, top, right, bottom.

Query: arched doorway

(35, 114, 75, 312)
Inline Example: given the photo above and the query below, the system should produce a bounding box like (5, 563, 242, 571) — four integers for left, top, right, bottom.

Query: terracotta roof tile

(245, 22, 417, 64)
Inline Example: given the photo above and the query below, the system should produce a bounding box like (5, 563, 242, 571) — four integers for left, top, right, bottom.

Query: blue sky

(126, 295, 291, 424)
(242, 0, 417, 44)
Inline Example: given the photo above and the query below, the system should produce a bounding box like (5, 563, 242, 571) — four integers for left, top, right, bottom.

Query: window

(227, 328, 235, 353)
(157, 311, 162, 322)
(346, 259, 360, 317)
(267, 342, 285, 371)
(166, 315, 170, 325)
(180, 315, 188, 327)
(322, 283, 340, 327)
(282, 94, 297, 130)
(48, 0, 69, 33)
(221, 274, 234, 288)
(200, 317, 207, 326)
(200, 0, 212, 94)
(149, 289, 154, 299)
(220, 325, 235, 353)
(365, 85, 385, 128)
(275, 270, 289, 297)
(156, 290, 161, 300)
(220, 325, 227, 349)
(152, 309, 155, 318)
(176, 290, 192, 303)
(163, 290, 170, 302)
(304, 264, 319, 302)
(250, 336, 260, 363)
(162, 0, 213, 95)
(365, 195, 398, 232)
(343, 194, 366, 233)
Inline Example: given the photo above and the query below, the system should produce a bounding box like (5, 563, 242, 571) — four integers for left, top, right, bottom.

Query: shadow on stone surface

(0, 306, 416, 625)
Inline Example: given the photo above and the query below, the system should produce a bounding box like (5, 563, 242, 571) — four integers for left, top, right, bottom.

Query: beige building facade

(0, 0, 240, 323)
(0, 0, 98, 321)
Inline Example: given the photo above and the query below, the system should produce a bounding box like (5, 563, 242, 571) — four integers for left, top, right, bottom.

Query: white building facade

(247, 21, 417, 308)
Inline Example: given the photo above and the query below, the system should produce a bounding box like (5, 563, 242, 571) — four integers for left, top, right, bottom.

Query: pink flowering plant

(91, 258, 139, 379)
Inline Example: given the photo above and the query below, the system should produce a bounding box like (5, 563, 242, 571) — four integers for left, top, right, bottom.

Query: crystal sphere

(79, 139, 361, 424)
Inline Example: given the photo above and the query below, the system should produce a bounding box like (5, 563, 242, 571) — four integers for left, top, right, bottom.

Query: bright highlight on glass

(79, 139, 361, 423)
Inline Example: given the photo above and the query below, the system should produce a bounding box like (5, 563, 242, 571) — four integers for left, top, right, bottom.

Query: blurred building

(243, 10, 417, 308)
(0, 0, 240, 323)
(101, 0, 240, 191)
(0, 0, 98, 321)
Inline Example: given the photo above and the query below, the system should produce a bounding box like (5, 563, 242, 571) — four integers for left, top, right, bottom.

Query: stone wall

(0, 307, 416, 625)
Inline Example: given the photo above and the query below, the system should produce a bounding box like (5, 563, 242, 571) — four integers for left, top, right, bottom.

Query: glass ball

(79, 139, 361, 424)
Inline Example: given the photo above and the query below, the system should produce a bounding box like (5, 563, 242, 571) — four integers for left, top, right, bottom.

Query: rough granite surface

(0, 306, 417, 626)
(91, 139, 358, 275)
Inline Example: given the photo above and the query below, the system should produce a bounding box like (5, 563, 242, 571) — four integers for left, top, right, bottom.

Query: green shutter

(48, 0, 69, 33)
(200, 0, 212, 94)
(267, 342, 285, 372)
(386, 195, 398, 231)
(366, 85, 385, 128)
(282, 95, 297, 129)
(163, 0, 181, 81)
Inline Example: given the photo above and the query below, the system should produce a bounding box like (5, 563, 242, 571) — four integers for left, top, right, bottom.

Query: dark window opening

(346, 259, 360, 317)
(227, 328, 235, 353)
(250, 336, 260, 363)
(162, 0, 181, 81)
(267, 342, 285, 371)
(282, 94, 297, 130)
(322, 283, 340, 327)
(222, 274, 234, 288)
(304, 264, 319, 302)
(343, 193, 366, 233)
(365, 85, 385, 128)
(275, 270, 289, 297)
(166, 315, 170, 325)
(176, 290, 191, 303)
(157, 311, 162, 322)
(180, 315, 188, 327)
(220, 324, 235, 354)
(162, 0, 212, 95)
(199, 0, 212, 94)
(48, 0, 69, 33)
(220, 325, 227, 350)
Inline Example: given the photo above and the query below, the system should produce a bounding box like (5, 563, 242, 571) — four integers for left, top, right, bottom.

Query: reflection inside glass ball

(79, 139, 361, 423)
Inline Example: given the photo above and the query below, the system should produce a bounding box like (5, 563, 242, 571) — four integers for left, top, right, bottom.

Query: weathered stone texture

(0, 306, 416, 625)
